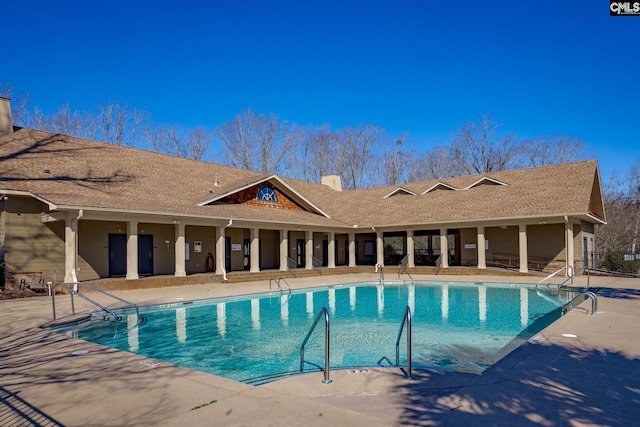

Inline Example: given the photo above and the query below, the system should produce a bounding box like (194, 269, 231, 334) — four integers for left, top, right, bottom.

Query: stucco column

(174, 222, 186, 277)
(566, 217, 575, 275)
(215, 225, 226, 275)
(477, 226, 486, 269)
(126, 220, 139, 280)
(375, 229, 384, 267)
(407, 229, 415, 268)
(250, 227, 260, 272)
(305, 230, 313, 269)
(348, 232, 356, 267)
(328, 231, 336, 268)
(64, 211, 80, 283)
(440, 228, 449, 268)
(519, 224, 528, 273)
(279, 229, 288, 272)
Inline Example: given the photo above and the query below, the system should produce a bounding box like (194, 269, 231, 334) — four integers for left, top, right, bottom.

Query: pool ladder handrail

(395, 305, 412, 378)
(562, 291, 598, 315)
(269, 277, 291, 296)
(299, 307, 331, 384)
(51, 281, 141, 337)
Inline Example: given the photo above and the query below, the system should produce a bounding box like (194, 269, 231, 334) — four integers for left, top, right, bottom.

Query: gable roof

(0, 127, 606, 229)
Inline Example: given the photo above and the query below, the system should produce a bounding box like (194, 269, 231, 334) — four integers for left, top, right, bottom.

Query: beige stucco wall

(260, 229, 279, 269)
(3, 197, 66, 284)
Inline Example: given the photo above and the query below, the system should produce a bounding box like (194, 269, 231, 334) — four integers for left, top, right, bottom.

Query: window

(257, 187, 278, 202)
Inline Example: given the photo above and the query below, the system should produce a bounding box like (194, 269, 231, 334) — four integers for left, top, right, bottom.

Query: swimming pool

(51, 281, 568, 384)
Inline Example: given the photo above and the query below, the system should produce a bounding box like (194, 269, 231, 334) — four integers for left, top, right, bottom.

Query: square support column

(279, 229, 288, 272)
(250, 227, 260, 272)
(519, 224, 528, 273)
(174, 222, 186, 277)
(327, 231, 336, 268)
(440, 228, 449, 269)
(216, 225, 226, 276)
(348, 232, 356, 267)
(64, 211, 81, 283)
(407, 229, 415, 268)
(305, 230, 313, 270)
(126, 220, 139, 280)
(477, 226, 486, 269)
(566, 218, 575, 275)
(375, 229, 384, 267)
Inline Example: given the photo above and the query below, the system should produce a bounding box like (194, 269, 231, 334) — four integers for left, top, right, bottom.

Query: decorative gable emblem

(257, 186, 278, 202)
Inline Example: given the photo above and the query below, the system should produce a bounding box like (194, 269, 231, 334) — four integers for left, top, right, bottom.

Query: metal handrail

(311, 255, 323, 271)
(562, 291, 598, 315)
(51, 281, 141, 336)
(299, 307, 331, 384)
(536, 265, 574, 289)
(557, 266, 590, 288)
(269, 277, 291, 296)
(397, 254, 414, 282)
(395, 305, 412, 378)
(285, 256, 298, 277)
(51, 282, 121, 337)
(375, 263, 385, 283)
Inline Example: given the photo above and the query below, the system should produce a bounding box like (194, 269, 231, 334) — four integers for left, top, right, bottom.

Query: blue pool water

(51, 281, 567, 383)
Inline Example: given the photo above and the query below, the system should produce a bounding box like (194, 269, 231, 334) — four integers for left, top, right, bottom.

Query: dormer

(384, 187, 417, 198)
(421, 182, 458, 194)
(463, 177, 508, 190)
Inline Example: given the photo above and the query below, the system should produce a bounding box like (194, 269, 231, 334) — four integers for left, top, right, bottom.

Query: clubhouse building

(0, 98, 606, 287)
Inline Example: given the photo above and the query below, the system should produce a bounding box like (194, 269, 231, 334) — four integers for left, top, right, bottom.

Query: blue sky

(4, 1, 639, 179)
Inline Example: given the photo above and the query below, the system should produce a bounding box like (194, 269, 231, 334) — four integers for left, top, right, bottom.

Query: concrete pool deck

(2, 273, 640, 426)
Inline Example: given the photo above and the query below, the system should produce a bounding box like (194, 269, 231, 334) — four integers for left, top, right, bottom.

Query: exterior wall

(78, 220, 125, 280)
(528, 223, 565, 270)
(335, 233, 348, 265)
(226, 227, 245, 271)
(259, 229, 279, 269)
(138, 223, 175, 275)
(289, 230, 305, 264)
(460, 228, 476, 266)
(312, 232, 325, 262)
(3, 197, 65, 285)
(185, 225, 216, 274)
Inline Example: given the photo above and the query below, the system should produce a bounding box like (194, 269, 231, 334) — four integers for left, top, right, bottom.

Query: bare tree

(378, 135, 411, 186)
(333, 124, 383, 189)
(407, 145, 456, 181)
(0, 83, 30, 126)
(519, 135, 588, 167)
(147, 125, 212, 161)
(96, 102, 149, 146)
(29, 103, 84, 136)
(449, 114, 520, 175)
(216, 108, 295, 174)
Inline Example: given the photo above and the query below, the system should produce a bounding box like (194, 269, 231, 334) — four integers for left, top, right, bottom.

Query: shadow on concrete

(0, 385, 65, 427)
(397, 342, 640, 426)
(592, 287, 640, 300)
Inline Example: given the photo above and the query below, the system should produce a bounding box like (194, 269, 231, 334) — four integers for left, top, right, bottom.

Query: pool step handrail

(397, 255, 414, 283)
(536, 265, 574, 289)
(269, 277, 291, 296)
(51, 281, 141, 336)
(285, 256, 298, 278)
(395, 305, 412, 378)
(299, 307, 331, 384)
(51, 282, 121, 337)
(562, 291, 598, 315)
(557, 266, 590, 288)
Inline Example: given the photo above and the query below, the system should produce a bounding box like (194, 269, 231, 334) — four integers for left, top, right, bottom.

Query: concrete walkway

(1, 273, 640, 426)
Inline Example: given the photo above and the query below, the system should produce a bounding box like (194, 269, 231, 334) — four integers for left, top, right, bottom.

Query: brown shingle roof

(0, 128, 604, 228)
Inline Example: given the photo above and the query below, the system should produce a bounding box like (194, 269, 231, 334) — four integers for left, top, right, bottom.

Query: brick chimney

(0, 97, 13, 133)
